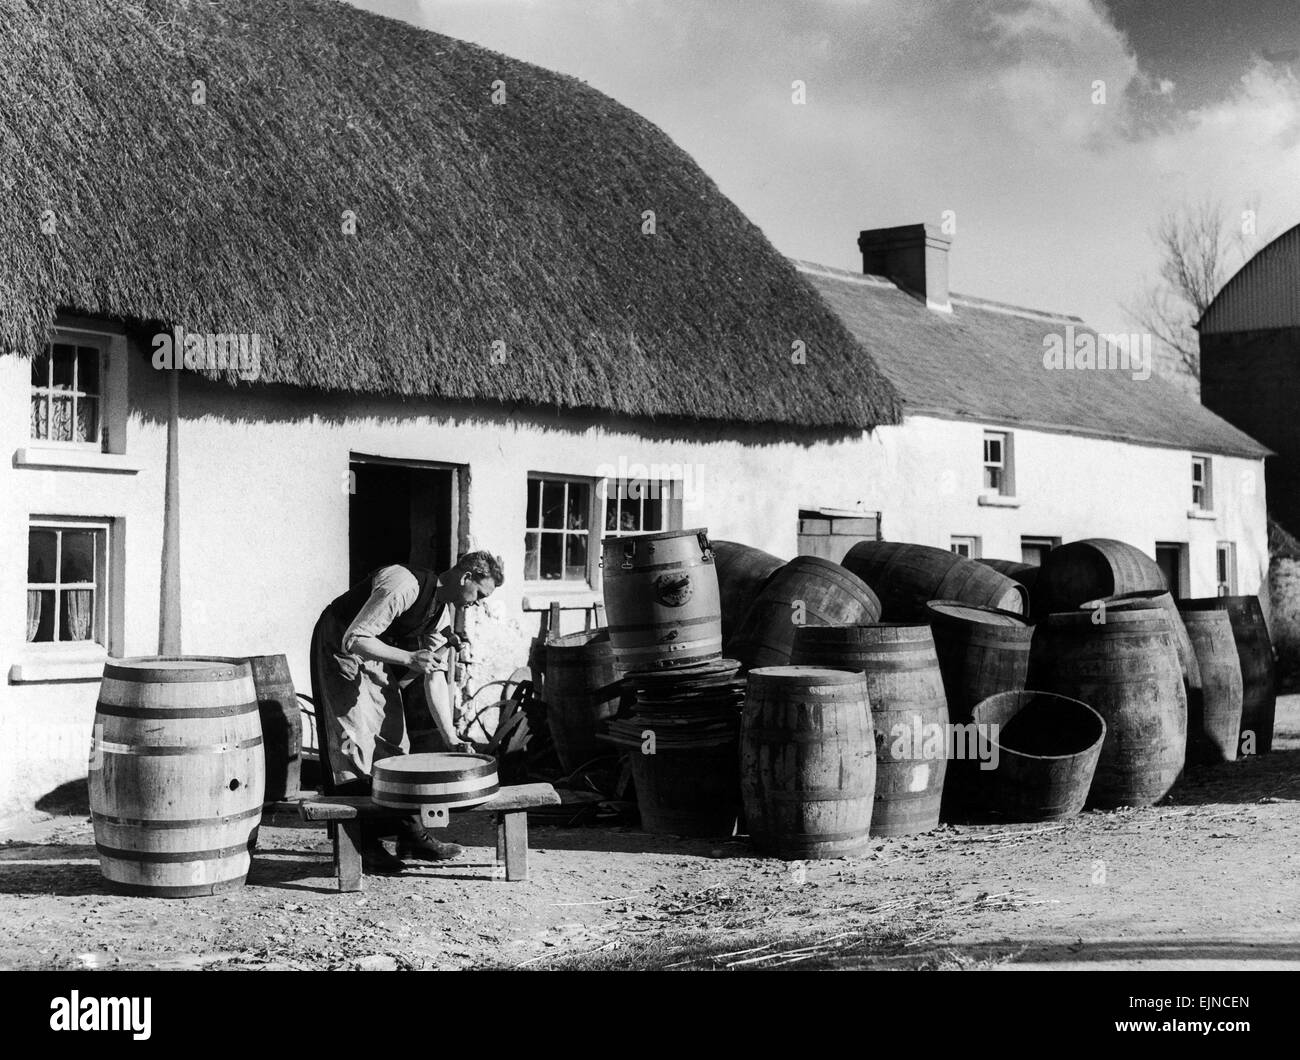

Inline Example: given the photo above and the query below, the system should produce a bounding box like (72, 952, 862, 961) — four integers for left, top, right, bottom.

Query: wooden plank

(468, 783, 560, 814)
(500, 811, 529, 882)
(299, 783, 560, 822)
(337, 820, 363, 893)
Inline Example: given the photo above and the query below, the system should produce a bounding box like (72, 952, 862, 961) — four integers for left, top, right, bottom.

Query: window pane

(50, 395, 74, 441)
(524, 532, 541, 581)
(51, 344, 76, 390)
(30, 394, 48, 439)
(985, 467, 1002, 490)
(60, 588, 95, 641)
(642, 492, 662, 531)
(29, 589, 55, 642)
(605, 498, 621, 532)
(31, 347, 50, 387)
(541, 482, 564, 529)
(565, 533, 588, 581)
(566, 483, 589, 530)
(77, 346, 100, 396)
(526, 479, 541, 530)
(75, 397, 98, 443)
(540, 533, 563, 579)
(61, 531, 96, 583)
(29, 530, 57, 582)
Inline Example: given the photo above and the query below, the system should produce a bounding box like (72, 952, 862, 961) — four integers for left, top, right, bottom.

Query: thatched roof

(800, 261, 1270, 458)
(0, 0, 899, 430)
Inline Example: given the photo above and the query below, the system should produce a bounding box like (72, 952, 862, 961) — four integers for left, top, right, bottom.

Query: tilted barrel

(90, 657, 265, 897)
(712, 540, 785, 643)
(1035, 538, 1166, 614)
(976, 558, 1041, 604)
(1080, 591, 1200, 689)
(742, 666, 875, 859)
(545, 629, 625, 774)
(924, 601, 1033, 723)
(1177, 608, 1243, 764)
(1179, 595, 1274, 755)
(842, 542, 1027, 621)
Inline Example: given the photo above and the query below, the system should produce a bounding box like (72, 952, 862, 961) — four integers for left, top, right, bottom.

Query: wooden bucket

(841, 542, 1027, 621)
(791, 624, 949, 836)
(372, 752, 499, 810)
(1177, 608, 1243, 764)
(1030, 609, 1186, 808)
(742, 666, 875, 859)
(545, 629, 625, 774)
(1079, 591, 1200, 689)
(1179, 596, 1274, 755)
(1034, 538, 1165, 614)
(246, 654, 301, 801)
(712, 540, 784, 643)
(600, 528, 722, 672)
(971, 691, 1106, 822)
(90, 656, 265, 898)
(727, 556, 881, 669)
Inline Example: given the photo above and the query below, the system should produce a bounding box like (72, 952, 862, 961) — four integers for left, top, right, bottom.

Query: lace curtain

(64, 590, 93, 641)
(26, 592, 41, 641)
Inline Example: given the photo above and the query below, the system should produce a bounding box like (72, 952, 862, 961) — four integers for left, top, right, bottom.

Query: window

(1216, 542, 1237, 595)
(950, 536, 980, 559)
(983, 431, 1013, 495)
(30, 340, 103, 446)
(1192, 456, 1212, 511)
(27, 521, 110, 644)
(605, 478, 681, 536)
(1020, 536, 1060, 566)
(525, 475, 595, 585)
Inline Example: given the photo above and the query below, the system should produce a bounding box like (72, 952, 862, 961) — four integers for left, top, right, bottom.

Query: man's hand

(453, 741, 476, 754)
(406, 648, 441, 675)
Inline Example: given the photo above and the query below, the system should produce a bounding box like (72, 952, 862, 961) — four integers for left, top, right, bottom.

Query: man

(310, 549, 504, 872)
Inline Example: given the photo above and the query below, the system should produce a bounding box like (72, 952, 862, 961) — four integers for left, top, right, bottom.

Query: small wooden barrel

(625, 740, 741, 838)
(727, 556, 881, 669)
(925, 601, 1033, 722)
(791, 624, 949, 836)
(742, 666, 875, 859)
(545, 630, 625, 774)
(601, 528, 723, 672)
(372, 752, 500, 810)
(1180, 596, 1274, 755)
(246, 654, 301, 801)
(841, 541, 1026, 621)
(1178, 609, 1243, 764)
(971, 691, 1106, 822)
(1080, 591, 1199, 689)
(90, 656, 265, 898)
(712, 540, 785, 643)
(1030, 608, 1186, 808)
(1035, 538, 1165, 614)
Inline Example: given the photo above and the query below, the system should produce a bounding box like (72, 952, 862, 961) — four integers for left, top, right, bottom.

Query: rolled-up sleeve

(341, 566, 420, 654)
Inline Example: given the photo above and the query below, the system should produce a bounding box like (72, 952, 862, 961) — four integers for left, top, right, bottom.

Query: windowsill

(9, 644, 108, 683)
(522, 588, 601, 612)
(14, 447, 145, 473)
(977, 494, 1021, 508)
(1187, 509, 1217, 521)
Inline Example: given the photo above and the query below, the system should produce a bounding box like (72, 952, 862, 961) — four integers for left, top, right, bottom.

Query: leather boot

(395, 815, 463, 861)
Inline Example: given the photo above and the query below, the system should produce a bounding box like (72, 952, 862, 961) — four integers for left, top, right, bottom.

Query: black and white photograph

(0, 0, 1297, 1025)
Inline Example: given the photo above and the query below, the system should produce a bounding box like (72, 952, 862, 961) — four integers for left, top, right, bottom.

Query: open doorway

(349, 456, 463, 586)
(1155, 542, 1189, 600)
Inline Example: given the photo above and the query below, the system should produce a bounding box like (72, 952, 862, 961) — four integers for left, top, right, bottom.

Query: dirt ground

(2, 699, 1298, 972)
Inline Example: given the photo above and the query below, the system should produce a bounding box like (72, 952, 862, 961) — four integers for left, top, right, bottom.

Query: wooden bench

(268, 782, 560, 892)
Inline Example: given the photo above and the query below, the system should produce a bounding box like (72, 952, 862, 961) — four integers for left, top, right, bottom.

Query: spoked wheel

(457, 666, 533, 748)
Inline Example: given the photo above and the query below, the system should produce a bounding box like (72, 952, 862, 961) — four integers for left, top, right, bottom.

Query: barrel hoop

(375, 777, 498, 798)
(97, 737, 263, 756)
(95, 701, 260, 720)
(92, 806, 262, 829)
(605, 559, 709, 575)
(373, 760, 498, 784)
(103, 661, 250, 683)
(96, 841, 252, 863)
(106, 879, 247, 898)
(606, 614, 722, 634)
(372, 782, 500, 808)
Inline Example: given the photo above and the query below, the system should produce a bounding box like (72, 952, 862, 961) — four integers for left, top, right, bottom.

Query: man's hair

(459, 549, 505, 587)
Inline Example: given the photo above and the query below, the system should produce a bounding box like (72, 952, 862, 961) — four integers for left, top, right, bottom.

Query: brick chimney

(858, 222, 952, 313)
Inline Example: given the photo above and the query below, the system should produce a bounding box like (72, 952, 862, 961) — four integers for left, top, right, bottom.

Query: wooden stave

(1177, 609, 1244, 764)
(545, 630, 626, 773)
(1179, 595, 1276, 754)
(246, 653, 302, 802)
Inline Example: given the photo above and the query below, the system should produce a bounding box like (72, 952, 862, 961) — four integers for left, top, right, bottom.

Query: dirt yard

(2, 699, 1298, 972)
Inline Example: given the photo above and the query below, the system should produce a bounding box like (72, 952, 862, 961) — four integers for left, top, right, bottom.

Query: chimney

(858, 222, 952, 313)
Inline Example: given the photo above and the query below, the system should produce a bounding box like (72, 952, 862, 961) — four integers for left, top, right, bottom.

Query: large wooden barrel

(971, 691, 1105, 822)
(976, 558, 1041, 600)
(741, 666, 875, 859)
(924, 601, 1033, 722)
(545, 629, 625, 774)
(1178, 609, 1243, 764)
(90, 657, 265, 897)
(625, 741, 741, 838)
(246, 654, 301, 801)
(712, 540, 784, 643)
(601, 528, 722, 672)
(841, 542, 1027, 621)
(1080, 591, 1199, 689)
(791, 625, 948, 836)
(727, 557, 881, 669)
(1035, 538, 1165, 613)
(1029, 609, 1186, 808)
(1179, 596, 1274, 755)
(372, 752, 499, 810)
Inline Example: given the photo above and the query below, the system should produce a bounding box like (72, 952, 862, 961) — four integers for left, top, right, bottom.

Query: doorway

(349, 456, 462, 586)
(1155, 542, 1188, 600)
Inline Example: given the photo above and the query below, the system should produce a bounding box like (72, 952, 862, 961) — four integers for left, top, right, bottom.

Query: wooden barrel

(372, 752, 499, 810)
(712, 540, 784, 643)
(841, 542, 1027, 621)
(601, 528, 722, 671)
(545, 629, 625, 774)
(727, 557, 881, 670)
(1029, 609, 1186, 808)
(1035, 538, 1165, 613)
(246, 654, 301, 801)
(1080, 591, 1200, 689)
(625, 741, 741, 838)
(790, 625, 948, 836)
(971, 691, 1105, 822)
(924, 601, 1033, 722)
(1178, 609, 1243, 764)
(741, 666, 875, 859)
(1179, 596, 1274, 755)
(89, 657, 265, 898)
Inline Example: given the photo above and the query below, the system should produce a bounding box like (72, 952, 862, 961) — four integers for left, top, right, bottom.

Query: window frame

(1216, 541, 1238, 595)
(1192, 456, 1212, 512)
(602, 477, 683, 539)
(950, 535, 980, 559)
(26, 518, 112, 649)
(524, 473, 601, 589)
(28, 337, 108, 451)
(1020, 535, 1060, 566)
(983, 430, 1014, 496)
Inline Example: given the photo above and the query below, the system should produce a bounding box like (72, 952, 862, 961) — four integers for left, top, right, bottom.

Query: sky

(346, 0, 1300, 332)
